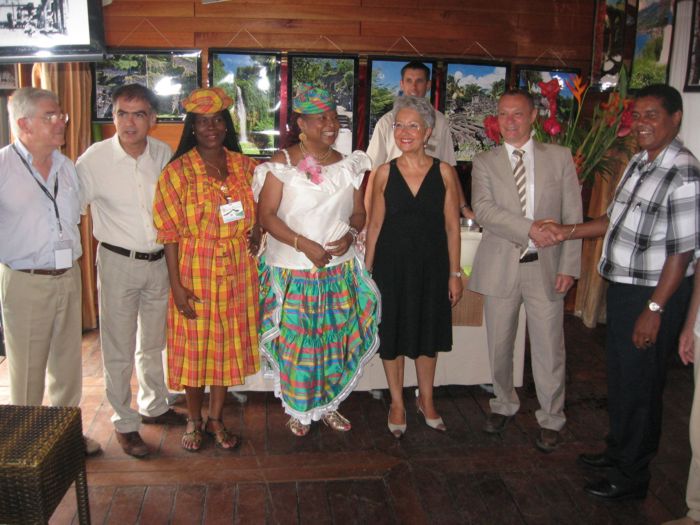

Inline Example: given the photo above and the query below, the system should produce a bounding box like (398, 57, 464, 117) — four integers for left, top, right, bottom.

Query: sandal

(181, 418, 203, 452)
(205, 417, 240, 450)
(322, 410, 351, 432)
(287, 417, 310, 437)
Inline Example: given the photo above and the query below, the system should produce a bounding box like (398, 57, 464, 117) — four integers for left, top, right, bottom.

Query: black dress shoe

(584, 477, 647, 501)
(483, 413, 512, 434)
(578, 452, 614, 469)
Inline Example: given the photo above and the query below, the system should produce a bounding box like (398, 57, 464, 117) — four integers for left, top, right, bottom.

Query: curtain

(30, 63, 98, 330)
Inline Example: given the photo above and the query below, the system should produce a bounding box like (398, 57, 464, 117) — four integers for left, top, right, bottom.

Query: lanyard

(12, 145, 63, 236)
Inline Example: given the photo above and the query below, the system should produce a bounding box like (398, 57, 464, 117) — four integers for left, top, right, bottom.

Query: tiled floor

(0, 315, 694, 524)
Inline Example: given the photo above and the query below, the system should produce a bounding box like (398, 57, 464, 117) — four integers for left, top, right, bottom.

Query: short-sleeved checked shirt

(599, 138, 700, 286)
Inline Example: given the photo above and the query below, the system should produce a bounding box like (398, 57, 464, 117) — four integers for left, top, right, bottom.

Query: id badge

(220, 200, 244, 223)
(54, 239, 73, 269)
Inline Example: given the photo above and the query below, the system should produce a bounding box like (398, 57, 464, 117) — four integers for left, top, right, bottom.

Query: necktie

(512, 149, 526, 216)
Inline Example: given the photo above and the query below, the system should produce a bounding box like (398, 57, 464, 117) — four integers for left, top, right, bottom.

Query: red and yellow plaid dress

(153, 148, 260, 390)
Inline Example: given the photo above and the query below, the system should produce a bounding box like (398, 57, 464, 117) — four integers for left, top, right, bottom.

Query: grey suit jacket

(468, 141, 583, 301)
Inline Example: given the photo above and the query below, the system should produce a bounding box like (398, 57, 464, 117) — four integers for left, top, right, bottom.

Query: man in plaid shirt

(542, 84, 699, 501)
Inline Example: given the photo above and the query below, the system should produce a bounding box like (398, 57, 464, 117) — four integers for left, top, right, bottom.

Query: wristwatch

(647, 300, 664, 314)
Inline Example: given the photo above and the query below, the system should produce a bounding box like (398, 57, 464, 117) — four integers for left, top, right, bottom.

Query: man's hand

(539, 221, 572, 243)
(555, 274, 575, 294)
(529, 219, 559, 247)
(632, 309, 662, 349)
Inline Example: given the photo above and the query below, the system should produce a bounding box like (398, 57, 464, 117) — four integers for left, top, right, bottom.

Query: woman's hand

(299, 237, 332, 268)
(326, 231, 353, 257)
(172, 283, 200, 320)
(448, 275, 463, 307)
(247, 224, 263, 257)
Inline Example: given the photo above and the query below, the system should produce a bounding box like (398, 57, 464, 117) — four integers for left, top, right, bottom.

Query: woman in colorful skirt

(255, 84, 379, 436)
(154, 87, 261, 451)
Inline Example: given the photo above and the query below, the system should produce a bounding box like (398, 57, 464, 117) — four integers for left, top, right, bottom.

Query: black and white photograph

(0, 64, 18, 90)
(0, 0, 90, 48)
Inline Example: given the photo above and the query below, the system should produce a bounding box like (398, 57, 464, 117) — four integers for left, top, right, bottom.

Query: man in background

(77, 84, 185, 458)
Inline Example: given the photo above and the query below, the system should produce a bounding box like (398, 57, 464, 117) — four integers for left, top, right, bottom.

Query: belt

(519, 252, 539, 264)
(18, 268, 70, 276)
(101, 242, 164, 262)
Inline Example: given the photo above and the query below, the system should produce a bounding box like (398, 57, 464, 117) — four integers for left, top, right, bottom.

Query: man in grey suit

(469, 89, 582, 452)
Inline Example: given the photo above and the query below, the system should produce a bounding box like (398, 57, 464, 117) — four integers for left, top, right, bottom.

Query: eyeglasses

(34, 113, 70, 125)
(392, 122, 422, 132)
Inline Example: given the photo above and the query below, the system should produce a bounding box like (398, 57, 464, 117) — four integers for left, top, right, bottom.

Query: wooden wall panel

(103, 0, 594, 73)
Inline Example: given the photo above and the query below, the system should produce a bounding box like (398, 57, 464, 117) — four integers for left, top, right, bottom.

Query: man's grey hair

(8, 87, 59, 137)
(392, 95, 436, 129)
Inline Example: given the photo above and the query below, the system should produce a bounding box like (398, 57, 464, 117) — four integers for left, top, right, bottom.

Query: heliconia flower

(298, 155, 324, 185)
(565, 75, 588, 105)
(617, 106, 633, 137)
(573, 152, 585, 175)
(538, 79, 561, 100)
(543, 116, 562, 136)
(483, 115, 501, 143)
(600, 92, 622, 113)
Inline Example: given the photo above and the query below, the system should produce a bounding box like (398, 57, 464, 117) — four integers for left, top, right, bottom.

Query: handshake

(529, 219, 577, 248)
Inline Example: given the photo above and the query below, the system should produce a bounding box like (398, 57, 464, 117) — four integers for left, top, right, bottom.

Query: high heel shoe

(415, 392, 447, 432)
(387, 410, 407, 439)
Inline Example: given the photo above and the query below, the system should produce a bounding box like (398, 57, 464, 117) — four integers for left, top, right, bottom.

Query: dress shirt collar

(13, 139, 65, 174)
(504, 138, 534, 160)
(110, 134, 154, 163)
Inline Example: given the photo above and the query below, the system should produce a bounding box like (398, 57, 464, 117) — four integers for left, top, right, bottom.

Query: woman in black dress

(365, 96, 462, 438)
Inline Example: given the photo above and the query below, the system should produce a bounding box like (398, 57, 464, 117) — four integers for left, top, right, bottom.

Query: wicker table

(0, 405, 90, 524)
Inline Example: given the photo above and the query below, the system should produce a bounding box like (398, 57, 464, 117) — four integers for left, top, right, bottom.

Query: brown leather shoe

(483, 413, 512, 434)
(141, 408, 187, 426)
(115, 431, 149, 457)
(535, 428, 560, 453)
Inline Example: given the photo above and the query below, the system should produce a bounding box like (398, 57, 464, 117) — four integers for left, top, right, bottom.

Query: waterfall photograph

(210, 51, 281, 157)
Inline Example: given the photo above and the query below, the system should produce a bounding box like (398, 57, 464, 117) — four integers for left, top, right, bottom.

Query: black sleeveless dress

(373, 158, 452, 360)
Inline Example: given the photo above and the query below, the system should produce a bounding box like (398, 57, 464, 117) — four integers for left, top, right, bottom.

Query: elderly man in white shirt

(77, 84, 185, 458)
(0, 87, 100, 456)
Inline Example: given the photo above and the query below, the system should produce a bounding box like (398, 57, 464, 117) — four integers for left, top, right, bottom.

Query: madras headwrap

(292, 83, 336, 114)
(182, 87, 233, 114)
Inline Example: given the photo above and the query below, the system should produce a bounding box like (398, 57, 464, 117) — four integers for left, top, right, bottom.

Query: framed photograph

(517, 66, 581, 122)
(630, 0, 676, 89)
(0, 64, 18, 90)
(443, 61, 509, 162)
(590, 0, 629, 90)
(93, 49, 201, 122)
(0, 0, 105, 63)
(210, 50, 281, 157)
(684, 0, 700, 91)
(366, 58, 436, 139)
(288, 54, 358, 156)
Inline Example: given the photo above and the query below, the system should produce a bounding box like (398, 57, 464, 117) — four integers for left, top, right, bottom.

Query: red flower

(617, 106, 633, 137)
(483, 115, 501, 143)
(573, 152, 585, 175)
(538, 79, 561, 100)
(543, 116, 562, 136)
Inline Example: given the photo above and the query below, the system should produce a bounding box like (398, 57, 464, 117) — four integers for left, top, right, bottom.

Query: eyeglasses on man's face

(33, 112, 70, 125)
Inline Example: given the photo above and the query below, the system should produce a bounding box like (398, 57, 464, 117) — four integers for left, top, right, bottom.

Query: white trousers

(0, 264, 82, 407)
(687, 333, 700, 521)
(97, 246, 170, 433)
(483, 260, 566, 431)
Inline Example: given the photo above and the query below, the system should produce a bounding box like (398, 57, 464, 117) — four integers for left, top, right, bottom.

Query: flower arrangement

(484, 68, 636, 183)
(298, 155, 324, 185)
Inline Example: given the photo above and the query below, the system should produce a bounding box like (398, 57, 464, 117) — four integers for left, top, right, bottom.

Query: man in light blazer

(469, 89, 582, 452)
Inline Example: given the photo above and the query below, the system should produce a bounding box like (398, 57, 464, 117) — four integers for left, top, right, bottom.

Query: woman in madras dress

(255, 85, 379, 436)
(154, 88, 261, 451)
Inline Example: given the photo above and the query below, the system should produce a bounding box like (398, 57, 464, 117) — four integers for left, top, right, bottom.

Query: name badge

(54, 239, 73, 269)
(220, 200, 244, 223)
